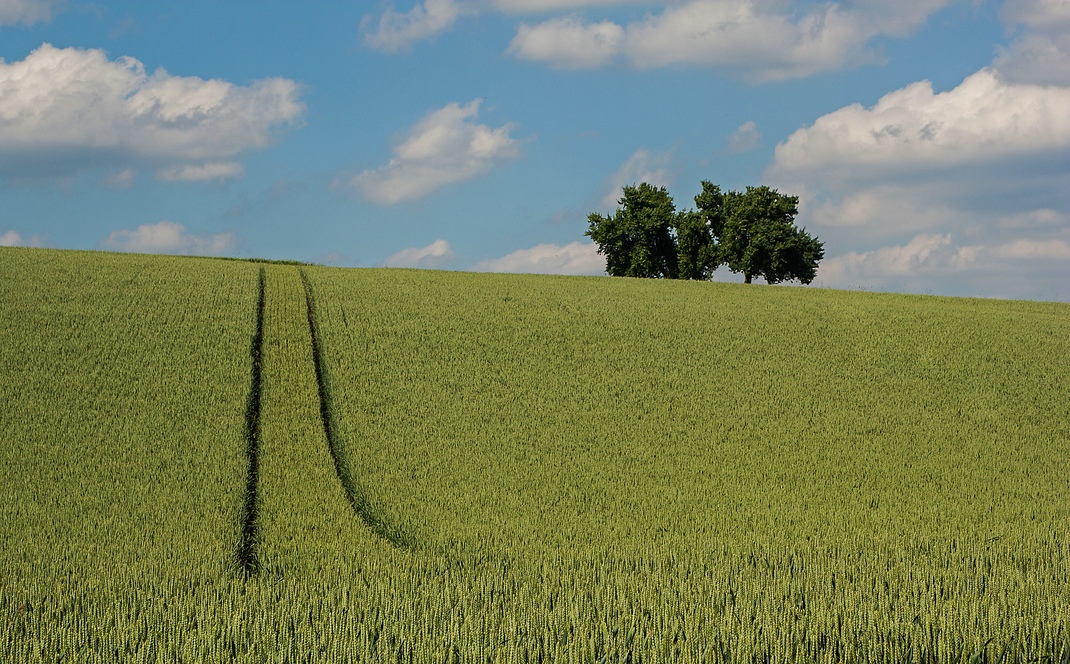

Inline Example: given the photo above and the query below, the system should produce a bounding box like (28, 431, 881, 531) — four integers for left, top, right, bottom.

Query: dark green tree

(586, 183, 680, 279)
(693, 181, 728, 239)
(673, 210, 718, 280)
(717, 186, 824, 284)
(588, 181, 823, 284)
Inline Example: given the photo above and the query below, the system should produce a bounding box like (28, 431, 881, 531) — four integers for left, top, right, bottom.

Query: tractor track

(238, 267, 265, 574)
(299, 269, 414, 550)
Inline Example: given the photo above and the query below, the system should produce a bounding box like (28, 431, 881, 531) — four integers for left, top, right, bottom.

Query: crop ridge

(238, 267, 265, 574)
(299, 268, 415, 550)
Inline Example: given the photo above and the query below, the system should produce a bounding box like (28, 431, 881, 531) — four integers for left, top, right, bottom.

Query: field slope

(1, 246, 1067, 662)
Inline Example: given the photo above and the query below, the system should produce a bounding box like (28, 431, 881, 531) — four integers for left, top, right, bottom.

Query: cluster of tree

(586, 181, 824, 285)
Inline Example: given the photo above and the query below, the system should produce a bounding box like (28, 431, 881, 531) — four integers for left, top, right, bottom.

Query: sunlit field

(2, 246, 1067, 662)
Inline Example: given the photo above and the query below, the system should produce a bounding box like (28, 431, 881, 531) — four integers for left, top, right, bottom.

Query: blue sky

(1, 0, 1068, 302)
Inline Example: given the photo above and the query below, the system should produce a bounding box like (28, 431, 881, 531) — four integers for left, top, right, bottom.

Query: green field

(1, 246, 1068, 662)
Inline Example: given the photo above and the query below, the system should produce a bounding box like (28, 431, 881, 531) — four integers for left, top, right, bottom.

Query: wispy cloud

(0, 0, 57, 25)
(157, 162, 245, 182)
(365, 1, 952, 79)
(341, 100, 521, 205)
(384, 239, 458, 268)
(818, 233, 1070, 299)
(0, 229, 46, 247)
(99, 220, 237, 256)
(474, 240, 605, 275)
(995, 0, 1070, 85)
(599, 148, 673, 209)
(362, 0, 467, 52)
(505, 0, 952, 79)
(725, 121, 760, 153)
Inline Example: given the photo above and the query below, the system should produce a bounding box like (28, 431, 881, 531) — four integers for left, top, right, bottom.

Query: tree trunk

(744, 272, 752, 284)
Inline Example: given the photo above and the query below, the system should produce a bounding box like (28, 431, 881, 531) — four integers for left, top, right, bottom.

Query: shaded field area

(1, 247, 1068, 662)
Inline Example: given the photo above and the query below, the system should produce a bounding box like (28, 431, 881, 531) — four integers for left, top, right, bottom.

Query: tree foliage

(586, 183, 680, 279)
(717, 185, 824, 285)
(588, 180, 823, 285)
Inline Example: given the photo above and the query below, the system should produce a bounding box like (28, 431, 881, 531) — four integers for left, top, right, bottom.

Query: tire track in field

(238, 267, 266, 574)
(299, 269, 414, 550)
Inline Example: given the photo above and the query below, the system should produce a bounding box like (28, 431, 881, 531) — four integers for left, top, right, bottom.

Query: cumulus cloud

(362, 0, 467, 52)
(767, 67, 1070, 244)
(0, 44, 303, 180)
(383, 239, 458, 268)
(725, 120, 761, 153)
(0, 0, 57, 25)
(599, 148, 673, 209)
(507, 16, 624, 69)
(765, 47, 1070, 301)
(99, 220, 237, 256)
(342, 99, 520, 205)
(506, 0, 952, 78)
(474, 240, 605, 275)
(771, 69, 1070, 180)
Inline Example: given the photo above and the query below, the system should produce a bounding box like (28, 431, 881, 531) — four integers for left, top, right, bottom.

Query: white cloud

(994, 33, 1070, 85)
(1002, 0, 1070, 30)
(725, 120, 760, 153)
(995, 0, 1070, 85)
(99, 220, 237, 256)
(364, 1, 951, 78)
(820, 233, 953, 281)
(599, 148, 673, 209)
(343, 99, 520, 205)
(362, 0, 652, 51)
(505, 0, 952, 79)
(0, 44, 303, 179)
(473, 240, 605, 275)
(622, 1, 866, 77)
(818, 233, 1070, 298)
(0, 229, 45, 247)
(765, 50, 1070, 301)
(0, 0, 57, 25)
(157, 162, 245, 182)
(362, 0, 467, 52)
(383, 239, 458, 268)
(806, 185, 960, 233)
(507, 15, 624, 69)
(771, 69, 1070, 180)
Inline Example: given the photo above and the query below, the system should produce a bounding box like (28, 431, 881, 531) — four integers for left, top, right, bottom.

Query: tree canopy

(587, 180, 823, 285)
(585, 183, 680, 279)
